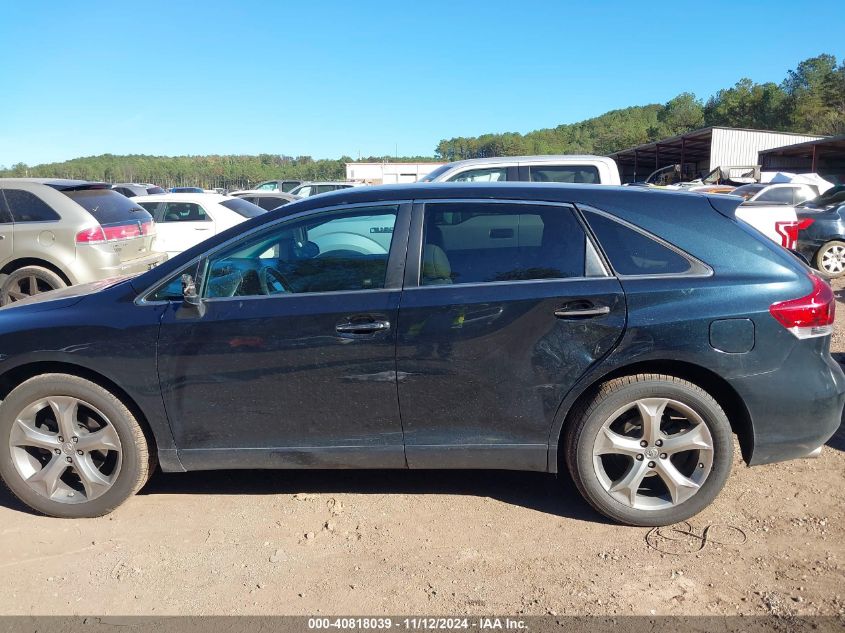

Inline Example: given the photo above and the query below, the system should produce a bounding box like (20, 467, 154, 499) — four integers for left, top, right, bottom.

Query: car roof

(437, 155, 616, 168)
(0, 178, 110, 189)
(295, 181, 352, 186)
(132, 193, 232, 203)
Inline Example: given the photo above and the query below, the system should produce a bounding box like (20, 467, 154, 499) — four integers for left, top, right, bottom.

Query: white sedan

(133, 193, 265, 257)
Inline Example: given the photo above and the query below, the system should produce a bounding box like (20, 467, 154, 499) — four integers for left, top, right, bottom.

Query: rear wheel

(814, 241, 845, 279)
(0, 266, 67, 305)
(0, 374, 151, 518)
(565, 374, 733, 526)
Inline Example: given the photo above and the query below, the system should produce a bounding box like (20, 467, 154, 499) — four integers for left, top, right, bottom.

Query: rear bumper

(728, 347, 845, 465)
(73, 249, 168, 284)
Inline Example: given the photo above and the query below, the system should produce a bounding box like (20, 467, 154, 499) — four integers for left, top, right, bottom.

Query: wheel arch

(0, 258, 73, 286)
(551, 359, 754, 471)
(0, 361, 158, 455)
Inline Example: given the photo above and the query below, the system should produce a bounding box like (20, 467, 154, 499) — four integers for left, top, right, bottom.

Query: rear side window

(421, 202, 587, 285)
(220, 198, 265, 218)
(63, 189, 152, 226)
(529, 165, 599, 184)
(3, 189, 61, 222)
(756, 187, 794, 204)
(583, 210, 692, 276)
(162, 202, 210, 222)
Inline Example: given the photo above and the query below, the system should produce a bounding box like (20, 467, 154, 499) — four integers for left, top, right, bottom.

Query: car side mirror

(177, 274, 206, 318)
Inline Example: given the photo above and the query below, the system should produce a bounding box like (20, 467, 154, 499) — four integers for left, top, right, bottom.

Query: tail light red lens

(774, 218, 814, 249)
(769, 274, 835, 339)
(75, 220, 154, 245)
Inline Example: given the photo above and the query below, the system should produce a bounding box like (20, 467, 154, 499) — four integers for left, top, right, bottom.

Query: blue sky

(0, 0, 842, 166)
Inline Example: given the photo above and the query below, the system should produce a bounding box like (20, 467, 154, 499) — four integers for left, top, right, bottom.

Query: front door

(155, 202, 411, 470)
(397, 200, 626, 470)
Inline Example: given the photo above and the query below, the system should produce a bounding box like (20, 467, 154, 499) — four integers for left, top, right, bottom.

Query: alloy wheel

(592, 397, 714, 510)
(4, 273, 58, 302)
(8, 396, 122, 503)
(821, 245, 845, 275)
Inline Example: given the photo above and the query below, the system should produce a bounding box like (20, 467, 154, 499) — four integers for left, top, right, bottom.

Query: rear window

(146, 186, 165, 195)
(63, 189, 153, 226)
(220, 198, 265, 218)
(255, 197, 289, 210)
(584, 210, 692, 276)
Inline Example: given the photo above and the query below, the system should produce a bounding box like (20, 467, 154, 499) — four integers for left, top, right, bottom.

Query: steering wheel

(259, 267, 291, 295)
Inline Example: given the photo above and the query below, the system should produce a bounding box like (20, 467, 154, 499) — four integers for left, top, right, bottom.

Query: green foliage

(437, 54, 845, 160)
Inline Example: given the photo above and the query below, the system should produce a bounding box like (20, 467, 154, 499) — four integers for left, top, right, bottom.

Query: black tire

(813, 241, 845, 280)
(0, 374, 152, 518)
(564, 374, 733, 527)
(0, 265, 67, 305)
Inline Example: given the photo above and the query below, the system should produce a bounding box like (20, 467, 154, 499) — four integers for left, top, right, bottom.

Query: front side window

(293, 186, 313, 197)
(4, 189, 60, 222)
(256, 182, 278, 191)
(583, 210, 693, 276)
(162, 202, 210, 222)
(203, 205, 398, 298)
(529, 165, 599, 184)
(421, 202, 587, 286)
(446, 168, 508, 183)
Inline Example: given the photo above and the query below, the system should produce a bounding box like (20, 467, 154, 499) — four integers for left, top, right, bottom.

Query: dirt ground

(0, 283, 843, 618)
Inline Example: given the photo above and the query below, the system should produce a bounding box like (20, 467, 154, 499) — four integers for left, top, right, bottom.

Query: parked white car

(133, 193, 264, 257)
(419, 155, 621, 185)
(732, 182, 818, 205)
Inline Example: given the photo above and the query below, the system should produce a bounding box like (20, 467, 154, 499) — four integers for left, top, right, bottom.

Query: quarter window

(583, 211, 692, 276)
(203, 205, 399, 298)
(2, 189, 60, 222)
(421, 203, 588, 285)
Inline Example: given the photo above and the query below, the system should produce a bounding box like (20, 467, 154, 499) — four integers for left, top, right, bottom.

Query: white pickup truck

(419, 155, 622, 185)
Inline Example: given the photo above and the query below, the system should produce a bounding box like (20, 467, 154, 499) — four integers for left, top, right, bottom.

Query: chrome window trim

(134, 199, 412, 306)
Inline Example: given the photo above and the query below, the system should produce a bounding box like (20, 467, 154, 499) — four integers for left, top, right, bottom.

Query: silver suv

(0, 179, 167, 304)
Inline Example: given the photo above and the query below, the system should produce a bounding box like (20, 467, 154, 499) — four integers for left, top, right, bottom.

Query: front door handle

(336, 320, 391, 335)
(554, 305, 611, 318)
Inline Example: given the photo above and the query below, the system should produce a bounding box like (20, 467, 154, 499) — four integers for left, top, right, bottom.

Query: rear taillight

(769, 274, 835, 339)
(75, 220, 154, 245)
(775, 218, 814, 249)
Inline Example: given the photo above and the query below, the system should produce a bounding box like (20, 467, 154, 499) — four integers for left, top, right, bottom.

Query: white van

(419, 155, 621, 186)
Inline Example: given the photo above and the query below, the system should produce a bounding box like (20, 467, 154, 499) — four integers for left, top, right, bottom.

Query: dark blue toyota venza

(0, 184, 841, 526)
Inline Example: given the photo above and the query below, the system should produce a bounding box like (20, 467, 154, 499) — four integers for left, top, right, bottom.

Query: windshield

(731, 184, 766, 200)
(63, 189, 153, 226)
(418, 164, 452, 182)
(220, 197, 265, 218)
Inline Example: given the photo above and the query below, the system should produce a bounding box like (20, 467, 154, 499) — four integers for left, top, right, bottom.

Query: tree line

(1, 54, 842, 184)
(435, 54, 845, 161)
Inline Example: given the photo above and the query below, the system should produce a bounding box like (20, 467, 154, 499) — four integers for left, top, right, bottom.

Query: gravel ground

(0, 281, 843, 617)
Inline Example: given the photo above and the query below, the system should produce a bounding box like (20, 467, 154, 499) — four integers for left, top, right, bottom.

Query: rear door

(154, 201, 215, 256)
(396, 199, 626, 470)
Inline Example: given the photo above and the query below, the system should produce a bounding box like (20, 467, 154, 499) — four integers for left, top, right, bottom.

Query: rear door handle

(194, 227, 212, 231)
(554, 305, 611, 318)
(336, 320, 391, 335)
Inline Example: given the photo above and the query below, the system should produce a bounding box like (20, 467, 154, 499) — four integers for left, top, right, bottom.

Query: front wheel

(565, 374, 733, 526)
(814, 241, 845, 279)
(0, 374, 152, 518)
